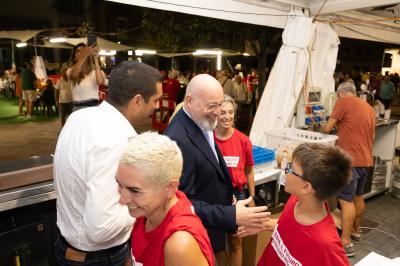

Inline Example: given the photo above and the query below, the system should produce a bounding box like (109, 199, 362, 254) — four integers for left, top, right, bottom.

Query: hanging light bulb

(16, 42, 27, 48)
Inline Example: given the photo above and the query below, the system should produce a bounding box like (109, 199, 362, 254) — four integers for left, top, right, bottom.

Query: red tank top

(131, 190, 215, 266)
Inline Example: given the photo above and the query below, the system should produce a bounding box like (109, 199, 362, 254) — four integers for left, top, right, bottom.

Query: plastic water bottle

(280, 151, 288, 171)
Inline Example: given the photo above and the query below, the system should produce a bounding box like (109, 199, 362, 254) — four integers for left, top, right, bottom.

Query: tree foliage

(141, 8, 282, 92)
(142, 8, 231, 52)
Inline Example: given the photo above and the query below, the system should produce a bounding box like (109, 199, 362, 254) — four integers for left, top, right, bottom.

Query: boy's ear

(301, 181, 313, 195)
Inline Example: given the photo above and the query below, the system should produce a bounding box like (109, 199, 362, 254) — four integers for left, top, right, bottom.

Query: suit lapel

(178, 110, 226, 181)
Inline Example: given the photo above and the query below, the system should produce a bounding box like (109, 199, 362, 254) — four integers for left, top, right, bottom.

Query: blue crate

(252, 145, 275, 165)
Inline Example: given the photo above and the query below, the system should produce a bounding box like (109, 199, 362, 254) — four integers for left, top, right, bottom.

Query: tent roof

(107, 0, 400, 44)
(64, 37, 132, 51)
(158, 49, 241, 58)
(0, 30, 43, 42)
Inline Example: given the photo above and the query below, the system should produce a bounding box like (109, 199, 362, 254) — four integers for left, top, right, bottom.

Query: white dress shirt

(182, 107, 218, 161)
(54, 101, 135, 251)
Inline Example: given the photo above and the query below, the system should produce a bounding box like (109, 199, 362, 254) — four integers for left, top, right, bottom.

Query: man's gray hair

(337, 82, 356, 95)
(120, 132, 183, 188)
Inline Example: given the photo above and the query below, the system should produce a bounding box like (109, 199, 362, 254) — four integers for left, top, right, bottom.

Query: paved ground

(348, 193, 400, 264)
(0, 117, 153, 161)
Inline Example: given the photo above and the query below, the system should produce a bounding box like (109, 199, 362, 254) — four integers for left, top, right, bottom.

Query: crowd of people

(3, 43, 398, 264)
(335, 70, 399, 110)
(49, 51, 389, 265)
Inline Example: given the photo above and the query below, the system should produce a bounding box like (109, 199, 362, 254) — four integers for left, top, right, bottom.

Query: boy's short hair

(292, 143, 352, 201)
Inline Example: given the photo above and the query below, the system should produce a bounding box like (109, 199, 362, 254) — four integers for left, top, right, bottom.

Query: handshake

(234, 197, 278, 237)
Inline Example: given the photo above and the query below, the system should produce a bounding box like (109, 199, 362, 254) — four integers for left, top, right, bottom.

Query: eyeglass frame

(204, 102, 223, 112)
(189, 94, 223, 112)
(284, 162, 306, 180)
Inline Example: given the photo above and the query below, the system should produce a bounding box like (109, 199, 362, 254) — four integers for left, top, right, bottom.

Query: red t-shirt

(166, 78, 181, 102)
(214, 129, 254, 190)
(330, 96, 375, 167)
(131, 190, 215, 266)
(258, 195, 349, 266)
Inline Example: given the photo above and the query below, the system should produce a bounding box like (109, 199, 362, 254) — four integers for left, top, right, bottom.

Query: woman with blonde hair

(214, 95, 255, 266)
(117, 132, 214, 266)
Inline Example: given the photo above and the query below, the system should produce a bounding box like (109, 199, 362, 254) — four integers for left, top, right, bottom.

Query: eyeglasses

(204, 102, 223, 112)
(285, 162, 305, 179)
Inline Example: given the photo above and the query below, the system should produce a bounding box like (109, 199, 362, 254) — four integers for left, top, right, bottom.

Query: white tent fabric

(34, 40, 72, 49)
(34, 56, 47, 80)
(107, 0, 400, 45)
(157, 49, 241, 58)
(249, 9, 315, 146)
(108, 0, 288, 29)
(0, 30, 43, 42)
(64, 37, 132, 51)
(295, 22, 340, 127)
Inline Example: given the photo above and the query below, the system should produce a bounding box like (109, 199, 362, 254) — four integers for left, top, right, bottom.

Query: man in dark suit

(165, 74, 269, 265)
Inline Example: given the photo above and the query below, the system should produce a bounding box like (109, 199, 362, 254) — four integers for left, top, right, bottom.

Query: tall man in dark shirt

(21, 62, 37, 118)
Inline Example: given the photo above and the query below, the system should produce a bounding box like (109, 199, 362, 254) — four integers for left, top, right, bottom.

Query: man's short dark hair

(107, 61, 162, 108)
(292, 143, 352, 201)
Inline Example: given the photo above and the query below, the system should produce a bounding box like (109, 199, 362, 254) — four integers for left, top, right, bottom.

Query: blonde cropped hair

(222, 94, 235, 109)
(120, 132, 183, 188)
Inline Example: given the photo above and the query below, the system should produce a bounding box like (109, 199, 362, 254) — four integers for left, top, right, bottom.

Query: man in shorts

(21, 62, 37, 118)
(55, 68, 73, 127)
(322, 82, 375, 257)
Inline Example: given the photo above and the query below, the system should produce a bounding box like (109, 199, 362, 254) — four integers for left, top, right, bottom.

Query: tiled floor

(349, 193, 400, 265)
(0, 117, 153, 161)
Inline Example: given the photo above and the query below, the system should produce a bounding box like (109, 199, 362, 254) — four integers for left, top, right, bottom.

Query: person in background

(217, 70, 234, 98)
(380, 75, 396, 109)
(42, 79, 56, 116)
(55, 68, 73, 127)
(117, 132, 214, 266)
(166, 70, 181, 103)
(253, 143, 351, 266)
(214, 95, 255, 266)
(369, 74, 381, 101)
(68, 42, 104, 111)
(321, 82, 375, 257)
(15, 68, 24, 115)
(53, 61, 163, 266)
(165, 74, 269, 266)
(232, 74, 248, 103)
(21, 62, 37, 118)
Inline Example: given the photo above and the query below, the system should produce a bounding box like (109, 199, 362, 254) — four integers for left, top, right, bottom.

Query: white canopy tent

(0, 30, 43, 42)
(157, 49, 241, 58)
(108, 0, 400, 45)
(249, 9, 316, 146)
(64, 37, 132, 51)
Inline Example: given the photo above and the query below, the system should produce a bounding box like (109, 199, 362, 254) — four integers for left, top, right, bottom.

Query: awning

(64, 37, 132, 51)
(0, 30, 43, 42)
(107, 0, 400, 44)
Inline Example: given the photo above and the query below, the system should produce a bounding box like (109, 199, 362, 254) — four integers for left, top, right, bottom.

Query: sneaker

(351, 229, 362, 244)
(344, 242, 356, 257)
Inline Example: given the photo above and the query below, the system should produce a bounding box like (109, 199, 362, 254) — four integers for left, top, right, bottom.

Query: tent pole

(11, 40, 15, 65)
(34, 36, 38, 56)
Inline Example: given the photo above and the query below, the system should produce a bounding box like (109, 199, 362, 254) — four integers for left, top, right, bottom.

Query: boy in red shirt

(256, 143, 351, 266)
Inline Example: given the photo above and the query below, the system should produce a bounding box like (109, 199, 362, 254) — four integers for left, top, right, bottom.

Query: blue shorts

(337, 167, 371, 202)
